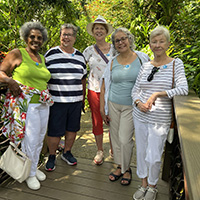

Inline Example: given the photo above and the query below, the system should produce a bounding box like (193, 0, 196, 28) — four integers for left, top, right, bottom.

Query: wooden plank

(174, 91, 200, 200)
(0, 187, 51, 200)
(0, 157, 169, 200)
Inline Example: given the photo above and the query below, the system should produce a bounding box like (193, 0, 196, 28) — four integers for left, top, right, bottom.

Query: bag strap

(171, 60, 175, 124)
(94, 44, 109, 64)
(10, 142, 29, 159)
(172, 60, 175, 88)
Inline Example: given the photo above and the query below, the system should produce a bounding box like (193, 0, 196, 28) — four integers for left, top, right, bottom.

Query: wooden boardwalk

(0, 157, 169, 200)
(0, 111, 169, 200)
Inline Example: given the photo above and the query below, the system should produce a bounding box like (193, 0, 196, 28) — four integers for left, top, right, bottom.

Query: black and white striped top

(132, 58, 188, 125)
(45, 46, 87, 103)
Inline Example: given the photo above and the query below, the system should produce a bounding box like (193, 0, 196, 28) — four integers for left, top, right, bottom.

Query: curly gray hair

(60, 23, 78, 37)
(111, 27, 136, 51)
(19, 21, 48, 42)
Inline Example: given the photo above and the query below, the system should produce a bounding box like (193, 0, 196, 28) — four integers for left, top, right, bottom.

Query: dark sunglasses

(147, 67, 160, 82)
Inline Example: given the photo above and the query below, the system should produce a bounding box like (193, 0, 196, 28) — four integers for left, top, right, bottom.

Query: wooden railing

(162, 90, 200, 200)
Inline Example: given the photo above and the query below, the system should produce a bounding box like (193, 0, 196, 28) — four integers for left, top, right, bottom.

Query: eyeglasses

(114, 36, 128, 44)
(62, 33, 73, 38)
(147, 67, 160, 82)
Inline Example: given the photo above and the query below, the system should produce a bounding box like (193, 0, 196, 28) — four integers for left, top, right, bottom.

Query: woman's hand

(103, 115, 111, 126)
(100, 109, 110, 126)
(146, 91, 167, 110)
(137, 101, 149, 113)
(7, 78, 22, 97)
(146, 93, 158, 110)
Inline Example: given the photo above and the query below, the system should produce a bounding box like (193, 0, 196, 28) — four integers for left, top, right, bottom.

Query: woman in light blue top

(100, 27, 149, 186)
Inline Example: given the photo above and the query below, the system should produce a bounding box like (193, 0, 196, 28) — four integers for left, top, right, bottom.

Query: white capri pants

(133, 117, 169, 185)
(21, 103, 49, 177)
(108, 101, 134, 174)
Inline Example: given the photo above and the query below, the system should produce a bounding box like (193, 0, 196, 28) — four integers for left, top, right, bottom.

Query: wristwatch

(135, 100, 140, 107)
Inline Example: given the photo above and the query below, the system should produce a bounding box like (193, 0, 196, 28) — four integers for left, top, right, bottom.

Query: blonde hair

(150, 25, 170, 42)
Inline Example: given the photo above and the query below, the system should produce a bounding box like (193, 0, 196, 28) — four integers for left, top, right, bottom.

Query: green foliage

(1, 0, 200, 97)
(0, 0, 80, 54)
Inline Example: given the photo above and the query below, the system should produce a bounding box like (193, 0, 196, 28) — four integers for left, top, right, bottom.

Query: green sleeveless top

(12, 48, 51, 103)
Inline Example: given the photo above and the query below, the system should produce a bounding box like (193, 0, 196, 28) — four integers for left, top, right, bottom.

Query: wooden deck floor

(0, 156, 169, 200)
(0, 111, 169, 199)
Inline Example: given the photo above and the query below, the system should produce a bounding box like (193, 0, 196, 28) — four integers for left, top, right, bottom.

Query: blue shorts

(47, 101, 82, 137)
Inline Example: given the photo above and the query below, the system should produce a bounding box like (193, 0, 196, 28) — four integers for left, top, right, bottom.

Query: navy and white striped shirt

(45, 46, 87, 103)
(132, 58, 188, 125)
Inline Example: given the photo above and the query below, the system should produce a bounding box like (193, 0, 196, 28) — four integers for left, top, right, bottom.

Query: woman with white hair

(0, 21, 53, 190)
(132, 25, 188, 200)
(100, 27, 149, 185)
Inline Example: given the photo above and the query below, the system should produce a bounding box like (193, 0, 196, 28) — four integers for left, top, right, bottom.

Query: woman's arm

(0, 49, 22, 96)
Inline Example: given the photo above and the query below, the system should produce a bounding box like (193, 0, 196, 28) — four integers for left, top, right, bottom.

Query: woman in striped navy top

(132, 26, 188, 200)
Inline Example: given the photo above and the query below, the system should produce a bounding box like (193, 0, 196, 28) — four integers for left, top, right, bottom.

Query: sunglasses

(147, 67, 160, 82)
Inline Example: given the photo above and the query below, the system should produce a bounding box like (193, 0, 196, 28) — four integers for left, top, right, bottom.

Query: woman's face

(92, 24, 107, 41)
(26, 29, 43, 52)
(149, 34, 170, 56)
(114, 31, 130, 53)
(60, 28, 76, 49)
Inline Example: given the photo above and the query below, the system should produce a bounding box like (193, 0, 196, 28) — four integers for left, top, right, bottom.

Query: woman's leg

(108, 101, 122, 180)
(118, 105, 134, 174)
(87, 89, 103, 150)
(146, 123, 169, 186)
(22, 103, 49, 177)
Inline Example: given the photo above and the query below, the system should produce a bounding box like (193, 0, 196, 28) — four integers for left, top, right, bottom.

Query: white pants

(133, 117, 169, 185)
(108, 101, 134, 173)
(21, 103, 49, 177)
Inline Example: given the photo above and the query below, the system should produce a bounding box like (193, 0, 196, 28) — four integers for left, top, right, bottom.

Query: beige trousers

(108, 101, 134, 173)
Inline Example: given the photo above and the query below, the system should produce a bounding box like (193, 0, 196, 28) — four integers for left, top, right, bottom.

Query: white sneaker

(144, 187, 158, 200)
(133, 186, 147, 200)
(26, 176, 40, 190)
(93, 150, 104, 165)
(36, 169, 46, 181)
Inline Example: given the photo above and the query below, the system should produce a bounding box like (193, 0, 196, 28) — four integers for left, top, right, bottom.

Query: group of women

(0, 15, 188, 200)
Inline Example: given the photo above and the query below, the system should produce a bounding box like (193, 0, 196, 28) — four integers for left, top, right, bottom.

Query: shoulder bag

(0, 142, 32, 183)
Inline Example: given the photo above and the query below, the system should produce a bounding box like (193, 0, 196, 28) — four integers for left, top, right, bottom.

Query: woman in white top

(83, 15, 114, 165)
(100, 27, 149, 186)
(132, 26, 188, 200)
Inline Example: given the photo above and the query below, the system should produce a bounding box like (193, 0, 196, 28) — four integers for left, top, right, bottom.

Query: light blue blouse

(108, 57, 141, 105)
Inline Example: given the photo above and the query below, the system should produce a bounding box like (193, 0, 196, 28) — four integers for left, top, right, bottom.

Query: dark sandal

(109, 166, 123, 182)
(120, 168, 132, 186)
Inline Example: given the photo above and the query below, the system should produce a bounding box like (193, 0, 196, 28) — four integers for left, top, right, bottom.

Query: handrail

(173, 90, 200, 200)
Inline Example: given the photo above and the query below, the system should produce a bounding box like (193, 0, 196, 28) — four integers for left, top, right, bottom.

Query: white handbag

(0, 142, 32, 183)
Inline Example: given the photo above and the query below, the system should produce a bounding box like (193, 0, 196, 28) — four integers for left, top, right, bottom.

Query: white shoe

(133, 186, 147, 200)
(36, 169, 46, 181)
(93, 150, 104, 165)
(144, 187, 158, 200)
(26, 176, 40, 190)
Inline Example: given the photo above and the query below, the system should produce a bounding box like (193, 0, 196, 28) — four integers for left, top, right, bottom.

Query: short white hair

(150, 25, 170, 42)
